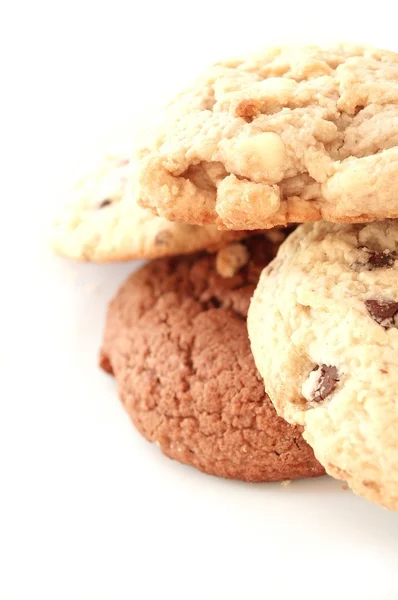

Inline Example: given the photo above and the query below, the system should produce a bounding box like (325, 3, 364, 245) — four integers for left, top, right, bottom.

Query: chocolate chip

(99, 199, 112, 209)
(312, 365, 339, 402)
(367, 250, 396, 269)
(351, 247, 396, 271)
(365, 299, 398, 329)
(205, 296, 222, 310)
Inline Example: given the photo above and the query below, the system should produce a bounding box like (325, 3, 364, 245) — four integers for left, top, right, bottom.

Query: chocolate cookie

(100, 235, 324, 482)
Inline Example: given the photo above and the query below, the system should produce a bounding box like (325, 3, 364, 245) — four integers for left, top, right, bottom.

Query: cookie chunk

(136, 44, 398, 230)
(51, 139, 246, 262)
(248, 221, 398, 508)
(100, 236, 324, 482)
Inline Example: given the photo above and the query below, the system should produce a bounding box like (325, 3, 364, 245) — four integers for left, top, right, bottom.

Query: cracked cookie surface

(100, 236, 324, 482)
(248, 221, 398, 508)
(51, 139, 246, 262)
(136, 43, 398, 230)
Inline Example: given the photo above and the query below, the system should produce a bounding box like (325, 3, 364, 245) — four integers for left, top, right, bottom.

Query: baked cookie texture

(51, 143, 246, 262)
(136, 43, 398, 230)
(100, 236, 324, 482)
(248, 221, 398, 509)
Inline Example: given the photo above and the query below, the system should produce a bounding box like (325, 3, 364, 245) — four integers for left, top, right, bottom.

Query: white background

(2, 1, 398, 598)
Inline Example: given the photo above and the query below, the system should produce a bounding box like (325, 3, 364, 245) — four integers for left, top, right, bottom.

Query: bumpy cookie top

(51, 140, 246, 262)
(100, 235, 324, 482)
(136, 44, 398, 230)
(248, 220, 398, 509)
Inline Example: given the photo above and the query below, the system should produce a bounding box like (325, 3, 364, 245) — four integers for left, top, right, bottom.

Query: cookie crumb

(216, 243, 250, 278)
(341, 483, 349, 491)
(281, 480, 291, 486)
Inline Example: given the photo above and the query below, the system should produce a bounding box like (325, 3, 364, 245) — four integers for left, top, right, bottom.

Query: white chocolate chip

(301, 368, 320, 402)
(258, 77, 297, 97)
(221, 132, 286, 183)
(216, 242, 250, 278)
(217, 175, 281, 229)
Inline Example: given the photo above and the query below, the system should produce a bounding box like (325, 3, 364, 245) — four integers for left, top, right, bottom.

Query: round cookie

(136, 43, 398, 230)
(100, 236, 324, 482)
(51, 140, 246, 262)
(248, 221, 398, 508)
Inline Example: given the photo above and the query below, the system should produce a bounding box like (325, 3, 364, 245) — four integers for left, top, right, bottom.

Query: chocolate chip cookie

(248, 221, 398, 508)
(51, 136, 246, 262)
(100, 235, 324, 482)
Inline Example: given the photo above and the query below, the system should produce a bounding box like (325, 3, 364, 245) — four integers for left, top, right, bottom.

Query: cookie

(51, 141, 247, 262)
(248, 221, 398, 508)
(100, 236, 324, 482)
(136, 43, 398, 230)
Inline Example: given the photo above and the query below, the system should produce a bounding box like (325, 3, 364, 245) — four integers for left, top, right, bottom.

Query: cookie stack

(54, 43, 398, 510)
